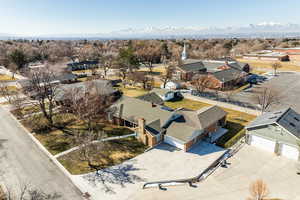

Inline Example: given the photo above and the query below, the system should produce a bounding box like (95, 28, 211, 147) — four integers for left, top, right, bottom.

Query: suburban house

(67, 60, 99, 71)
(272, 47, 300, 61)
(54, 79, 121, 104)
(242, 50, 290, 61)
(109, 96, 228, 152)
(172, 44, 249, 88)
(245, 108, 300, 160)
(137, 88, 182, 105)
(160, 80, 181, 90)
(150, 88, 182, 101)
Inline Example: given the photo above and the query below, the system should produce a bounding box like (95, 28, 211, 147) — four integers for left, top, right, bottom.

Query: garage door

(251, 135, 276, 153)
(164, 135, 184, 150)
(281, 144, 299, 160)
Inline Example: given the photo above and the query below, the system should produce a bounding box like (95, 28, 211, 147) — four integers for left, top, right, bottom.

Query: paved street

(0, 106, 83, 200)
(232, 72, 300, 113)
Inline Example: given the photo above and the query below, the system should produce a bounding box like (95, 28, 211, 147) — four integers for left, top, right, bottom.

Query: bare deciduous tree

(4, 184, 60, 200)
(128, 71, 151, 89)
(247, 179, 269, 200)
(60, 81, 114, 131)
(23, 68, 59, 126)
(160, 62, 175, 89)
(271, 62, 282, 76)
(253, 87, 280, 113)
(73, 131, 111, 172)
(191, 74, 211, 93)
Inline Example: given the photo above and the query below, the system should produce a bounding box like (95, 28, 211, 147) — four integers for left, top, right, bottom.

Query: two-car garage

(249, 135, 299, 160)
(250, 135, 276, 153)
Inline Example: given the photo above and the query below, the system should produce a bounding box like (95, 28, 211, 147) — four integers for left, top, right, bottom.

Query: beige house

(109, 96, 228, 152)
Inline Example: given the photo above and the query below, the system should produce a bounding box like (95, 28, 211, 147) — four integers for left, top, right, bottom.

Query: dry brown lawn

(237, 58, 300, 72)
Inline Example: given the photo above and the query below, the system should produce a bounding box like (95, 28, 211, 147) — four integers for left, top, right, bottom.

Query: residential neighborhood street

(0, 106, 83, 200)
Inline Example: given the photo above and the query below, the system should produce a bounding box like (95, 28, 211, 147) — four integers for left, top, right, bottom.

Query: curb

(7, 109, 87, 199)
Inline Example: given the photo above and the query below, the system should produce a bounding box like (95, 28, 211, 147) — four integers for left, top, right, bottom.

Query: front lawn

(118, 86, 148, 97)
(58, 137, 147, 174)
(21, 113, 135, 155)
(164, 98, 211, 110)
(0, 74, 16, 81)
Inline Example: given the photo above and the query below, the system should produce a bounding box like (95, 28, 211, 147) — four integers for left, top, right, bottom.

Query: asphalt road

(0, 106, 83, 200)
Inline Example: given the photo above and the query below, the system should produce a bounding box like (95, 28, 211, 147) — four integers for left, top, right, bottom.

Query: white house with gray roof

(246, 108, 300, 160)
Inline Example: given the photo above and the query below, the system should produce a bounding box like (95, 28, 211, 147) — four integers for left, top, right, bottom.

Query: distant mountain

(2, 22, 300, 40)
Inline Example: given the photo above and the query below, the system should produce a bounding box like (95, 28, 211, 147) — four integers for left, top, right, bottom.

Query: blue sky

(0, 0, 300, 35)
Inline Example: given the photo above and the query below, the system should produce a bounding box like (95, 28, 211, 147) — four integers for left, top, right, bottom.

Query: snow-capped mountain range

(2, 22, 300, 40)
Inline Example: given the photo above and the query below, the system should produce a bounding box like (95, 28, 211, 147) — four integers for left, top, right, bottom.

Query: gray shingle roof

(55, 80, 116, 102)
(177, 106, 227, 130)
(212, 68, 244, 83)
(137, 92, 164, 105)
(110, 97, 228, 142)
(246, 108, 300, 139)
(110, 96, 173, 130)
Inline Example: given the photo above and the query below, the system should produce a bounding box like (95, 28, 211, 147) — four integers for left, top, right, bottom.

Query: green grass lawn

(58, 137, 147, 174)
(164, 98, 256, 147)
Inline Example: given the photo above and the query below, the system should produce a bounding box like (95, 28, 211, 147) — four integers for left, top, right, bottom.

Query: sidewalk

(183, 93, 261, 116)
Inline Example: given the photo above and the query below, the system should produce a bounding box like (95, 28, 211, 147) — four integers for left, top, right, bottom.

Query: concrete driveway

(0, 107, 83, 199)
(131, 145, 300, 200)
(72, 141, 226, 200)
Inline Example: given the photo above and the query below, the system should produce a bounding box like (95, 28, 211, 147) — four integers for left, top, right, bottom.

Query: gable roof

(177, 105, 227, 130)
(178, 59, 246, 74)
(137, 92, 164, 105)
(211, 68, 244, 83)
(110, 96, 228, 142)
(246, 108, 300, 139)
(55, 80, 116, 102)
(150, 88, 177, 97)
(178, 59, 205, 72)
(110, 96, 173, 129)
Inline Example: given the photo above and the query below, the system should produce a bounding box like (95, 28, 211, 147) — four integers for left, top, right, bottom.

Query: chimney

(138, 118, 146, 137)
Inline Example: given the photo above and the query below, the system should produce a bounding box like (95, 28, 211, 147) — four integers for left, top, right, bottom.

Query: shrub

(224, 129, 246, 148)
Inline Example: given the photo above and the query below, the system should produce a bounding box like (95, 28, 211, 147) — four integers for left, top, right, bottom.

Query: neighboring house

(161, 81, 181, 90)
(151, 88, 182, 101)
(245, 108, 300, 160)
(109, 96, 228, 152)
(19, 73, 77, 90)
(55, 79, 121, 103)
(173, 59, 249, 89)
(137, 92, 165, 105)
(67, 60, 99, 71)
(242, 51, 289, 61)
(272, 47, 300, 61)
(206, 68, 246, 89)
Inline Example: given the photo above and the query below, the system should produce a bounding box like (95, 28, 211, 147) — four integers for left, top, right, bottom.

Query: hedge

(224, 129, 246, 148)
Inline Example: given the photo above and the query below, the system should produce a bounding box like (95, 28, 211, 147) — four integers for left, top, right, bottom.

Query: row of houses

(172, 58, 250, 89)
(241, 47, 300, 62)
